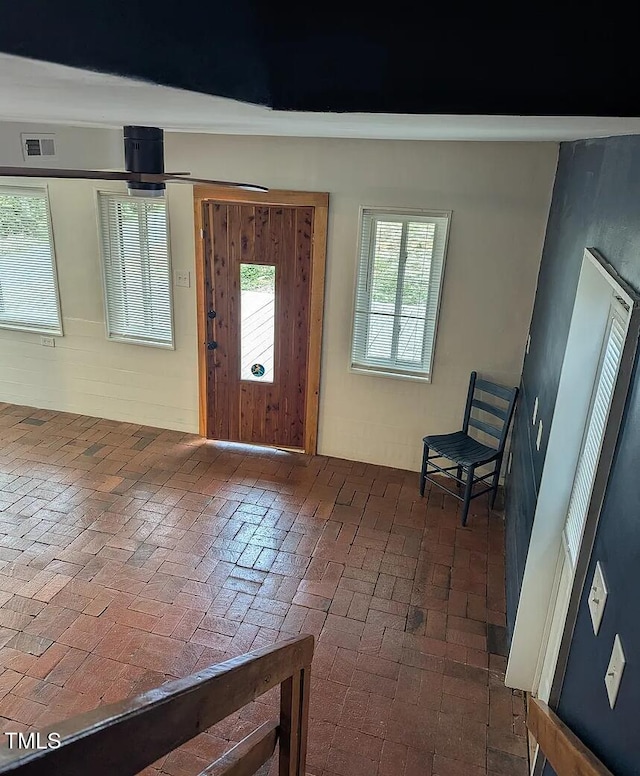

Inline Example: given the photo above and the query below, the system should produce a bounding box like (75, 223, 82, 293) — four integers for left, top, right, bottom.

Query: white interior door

(536, 297, 627, 703)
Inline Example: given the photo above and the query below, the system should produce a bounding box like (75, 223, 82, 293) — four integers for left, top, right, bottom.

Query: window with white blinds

(563, 300, 627, 566)
(0, 187, 62, 335)
(351, 209, 450, 380)
(98, 193, 173, 347)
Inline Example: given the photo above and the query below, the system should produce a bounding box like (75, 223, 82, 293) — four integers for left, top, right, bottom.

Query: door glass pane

(240, 263, 275, 382)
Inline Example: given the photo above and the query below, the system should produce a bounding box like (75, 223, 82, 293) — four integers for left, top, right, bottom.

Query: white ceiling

(2, 53, 640, 142)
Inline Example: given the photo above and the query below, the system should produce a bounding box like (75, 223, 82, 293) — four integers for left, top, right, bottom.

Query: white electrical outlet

(536, 419, 543, 451)
(605, 635, 625, 709)
(532, 396, 539, 425)
(174, 270, 190, 288)
(40, 336, 55, 347)
(588, 562, 608, 635)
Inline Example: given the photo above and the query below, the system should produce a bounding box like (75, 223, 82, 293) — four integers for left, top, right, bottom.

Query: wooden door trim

(194, 186, 328, 209)
(194, 188, 329, 454)
(194, 195, 208, 438)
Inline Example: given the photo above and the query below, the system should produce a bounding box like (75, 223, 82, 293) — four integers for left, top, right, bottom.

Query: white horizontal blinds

(98, 193, 173, 346)
(564, 301, 627, 566)
(0, 187, 61, 334)
(352, 209, 449, 377)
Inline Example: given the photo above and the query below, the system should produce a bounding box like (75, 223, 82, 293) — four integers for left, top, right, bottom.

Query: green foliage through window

(240, 263, 276, 291)
(0, 188, 61, 334)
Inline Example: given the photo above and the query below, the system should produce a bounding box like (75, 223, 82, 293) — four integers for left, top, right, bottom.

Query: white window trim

(0, 184, 63, 336)
(350, 206, 451, 382)
(96, 190, 175, 349)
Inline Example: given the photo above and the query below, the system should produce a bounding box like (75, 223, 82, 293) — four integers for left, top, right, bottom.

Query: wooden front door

(198, 193, 327, 452)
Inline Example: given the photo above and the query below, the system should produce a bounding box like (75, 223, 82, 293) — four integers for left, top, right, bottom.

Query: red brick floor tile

(379, 739, 408, 776)
(0, 693, 47, 726)
(24, 642, 69, 680)
(441, 691, 488, 723)
(0, 669, 22, 700)
(486, 748, 528, 775)
(160, 749, 210, 776)
(325, 746, 380, 776)
(307, 719, 336, 771)
(332, 725, 384, 761)
(0, 405, 515, 775)
(329, 647, 357, 686)
(442, 675, 489, 705)
(4, 632, 53, 657)
(435, 712, 487, 768)
(487, 727, 528, 759)
(0, 647, 37, 675)
(362, 692, 390, 738)
(433, 753, 486, 776)
(338, 686, 368, 729)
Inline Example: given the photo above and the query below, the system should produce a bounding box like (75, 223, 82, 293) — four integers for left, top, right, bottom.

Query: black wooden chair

(419, 371, 518, 525)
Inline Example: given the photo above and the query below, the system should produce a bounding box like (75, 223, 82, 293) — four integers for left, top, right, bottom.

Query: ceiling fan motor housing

(124, 125, 165, 196)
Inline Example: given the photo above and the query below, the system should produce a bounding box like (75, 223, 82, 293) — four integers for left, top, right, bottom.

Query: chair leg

(419, 443, 429, 497)
(456, 465, 463, 491)
(490, 456, 502, 509)
(461, 464, 476, 527)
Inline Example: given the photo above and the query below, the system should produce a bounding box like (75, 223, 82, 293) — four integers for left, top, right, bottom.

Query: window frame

(350, 206, 451, 382)
(0, 184, 63, 336)
(96, 190, 175, 350)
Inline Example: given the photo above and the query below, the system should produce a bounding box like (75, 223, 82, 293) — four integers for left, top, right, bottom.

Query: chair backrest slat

(469, 416, 502, 439)
(461, 371, 519, 453)
(475, 377, 514, 401)
(471, 398, 508, 421)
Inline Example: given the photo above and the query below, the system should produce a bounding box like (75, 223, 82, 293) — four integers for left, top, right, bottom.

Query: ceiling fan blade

(165, 174, 268, 192)
(0, 166, 133, 181)
(0, 167, 268, 192)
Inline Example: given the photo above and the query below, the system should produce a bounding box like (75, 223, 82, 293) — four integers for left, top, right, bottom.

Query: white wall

(0, 177, 198, 431)
(0, 122, 122, 169)
(0, 127, 558, 470)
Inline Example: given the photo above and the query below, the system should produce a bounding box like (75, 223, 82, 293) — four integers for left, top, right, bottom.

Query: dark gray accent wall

(505, 135, 640, 776)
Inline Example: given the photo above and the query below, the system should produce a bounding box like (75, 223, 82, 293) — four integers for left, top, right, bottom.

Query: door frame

(193, 186, 329, 454)
(505, 249, 640, 701)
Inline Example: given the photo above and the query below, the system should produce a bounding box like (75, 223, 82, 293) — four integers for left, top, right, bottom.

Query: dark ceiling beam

(0, 0, 639, 117)
(0, 0, 270, 105)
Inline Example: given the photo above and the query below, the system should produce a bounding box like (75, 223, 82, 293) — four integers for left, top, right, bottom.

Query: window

(98, 193, 173, 347)
(351, 208, 450, 380)
(0, 187, 62, 334)
(563, 298, 627, 566)
(240, 264, 276, 382)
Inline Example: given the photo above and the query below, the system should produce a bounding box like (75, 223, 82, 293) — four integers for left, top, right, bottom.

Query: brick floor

(0, 403, 528, 775)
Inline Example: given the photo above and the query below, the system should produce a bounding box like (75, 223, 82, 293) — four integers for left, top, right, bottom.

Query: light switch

(174, 270, 191, 288)
(532, 396, 539, 425)
(588, 562, 608, 635)
(536, 419, 543, 451)
(605, 635, 625, 709)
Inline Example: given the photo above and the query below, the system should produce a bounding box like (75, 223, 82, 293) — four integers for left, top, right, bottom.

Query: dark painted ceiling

(1, 1, 638, 117)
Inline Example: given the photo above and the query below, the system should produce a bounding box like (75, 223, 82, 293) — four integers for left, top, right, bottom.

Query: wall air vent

(20, 133, 56, 161)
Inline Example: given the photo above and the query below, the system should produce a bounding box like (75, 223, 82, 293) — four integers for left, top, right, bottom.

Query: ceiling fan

(0, 126, 267, 196)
